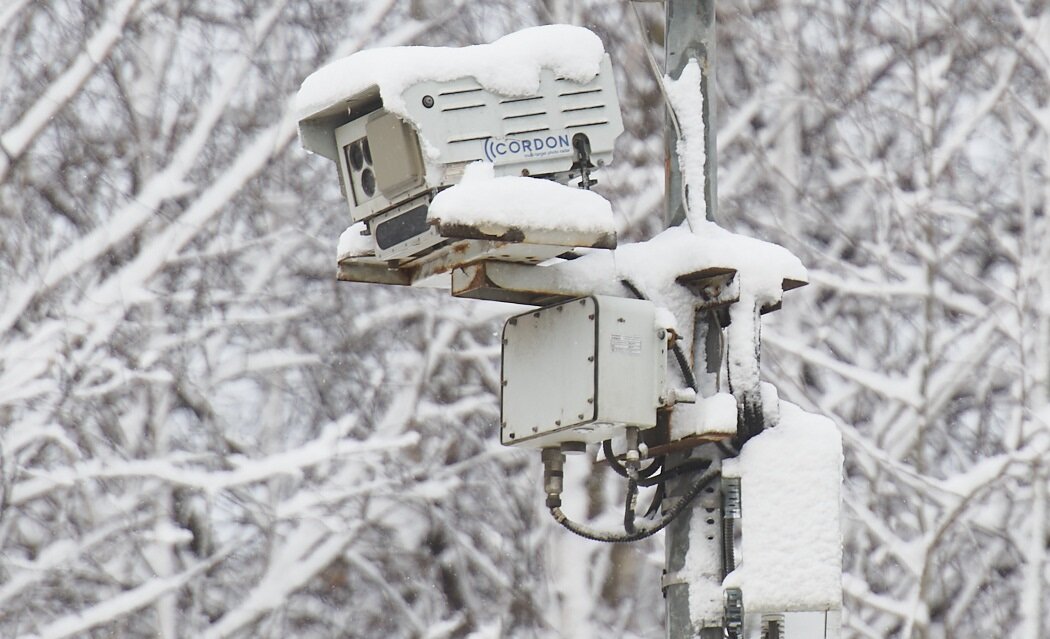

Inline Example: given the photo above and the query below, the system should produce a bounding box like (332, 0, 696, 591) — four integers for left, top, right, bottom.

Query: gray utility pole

(664, 0, 716, 229)
(660, 1, 725, 638)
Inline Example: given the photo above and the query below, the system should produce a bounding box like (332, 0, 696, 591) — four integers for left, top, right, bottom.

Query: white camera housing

(298, 51, 623, 263)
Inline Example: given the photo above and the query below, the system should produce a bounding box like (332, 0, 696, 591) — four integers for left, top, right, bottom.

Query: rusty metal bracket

(337, 239, 566, 288)
(339, 248, 806, 311)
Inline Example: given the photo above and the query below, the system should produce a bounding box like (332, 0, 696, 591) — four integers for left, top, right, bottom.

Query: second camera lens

(360, 168, 376, 197)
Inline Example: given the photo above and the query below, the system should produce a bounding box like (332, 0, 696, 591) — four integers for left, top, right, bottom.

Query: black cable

(550, 470, 721, 543)
(619, 278, 646, 301)
(672, 342, 698, 392)
(637, 459, 714, 518)
(602, 439, 662, 479)
(603, 439, 629, 478)
(624, 478, 638, 534)
(602, 438, 671, 532)
(637, 458, 711, 487)
(638, 455, 664, 479)
(602, 437, 710, 534)
(620, 278, 698, 393)
(643, 482, 665, 519)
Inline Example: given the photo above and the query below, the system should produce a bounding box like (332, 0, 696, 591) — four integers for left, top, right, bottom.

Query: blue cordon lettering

(483, 132, 573, 163)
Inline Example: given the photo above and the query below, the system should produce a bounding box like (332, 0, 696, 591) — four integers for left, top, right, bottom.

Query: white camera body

(298, 53, 623, 263)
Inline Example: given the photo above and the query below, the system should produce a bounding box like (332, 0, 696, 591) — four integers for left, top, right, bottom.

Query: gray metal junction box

(500, 296, 667, 448)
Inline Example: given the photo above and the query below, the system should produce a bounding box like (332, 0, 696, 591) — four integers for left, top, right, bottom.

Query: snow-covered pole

(664, 0, 716, 228)
(661, 1, 726, 638)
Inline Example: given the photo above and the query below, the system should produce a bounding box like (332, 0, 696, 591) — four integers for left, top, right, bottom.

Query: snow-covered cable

(628, 0, 683, 143)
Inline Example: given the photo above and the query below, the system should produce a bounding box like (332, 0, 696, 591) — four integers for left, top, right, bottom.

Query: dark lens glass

(360, 168, 376, 197)
(375, 206, 429, 250)
(362, 138, 372, 165)
(348, 140, 364, 171)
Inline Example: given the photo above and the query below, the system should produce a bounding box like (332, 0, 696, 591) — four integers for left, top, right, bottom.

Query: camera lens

(360, 168, 376, 197)
(348, 140, 364, 171)
(362, 138, 372, 165)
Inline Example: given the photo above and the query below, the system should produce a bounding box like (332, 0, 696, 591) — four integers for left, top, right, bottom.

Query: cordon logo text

(483, 133, 572, 164)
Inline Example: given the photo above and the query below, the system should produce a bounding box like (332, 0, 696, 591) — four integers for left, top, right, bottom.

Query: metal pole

(664, 0, 716, 228)
(664, 318, 725, 639)
(662, 1, 724, 638)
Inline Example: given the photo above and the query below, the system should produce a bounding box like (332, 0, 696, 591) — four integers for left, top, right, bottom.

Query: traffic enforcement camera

(297, 56, 623, 262)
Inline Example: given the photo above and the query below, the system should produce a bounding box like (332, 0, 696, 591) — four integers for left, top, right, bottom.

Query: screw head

(422, 95, 435, 108)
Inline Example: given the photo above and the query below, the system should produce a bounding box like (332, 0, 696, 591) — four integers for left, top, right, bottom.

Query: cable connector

(624, 427, 641, 477)
(541, 447, 566, 509)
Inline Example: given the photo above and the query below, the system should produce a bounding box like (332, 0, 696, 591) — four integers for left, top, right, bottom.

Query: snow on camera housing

(296, 26, 623, 270)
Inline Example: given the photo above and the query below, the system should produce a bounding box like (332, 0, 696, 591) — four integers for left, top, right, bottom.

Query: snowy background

(2, 1, 1048, 638)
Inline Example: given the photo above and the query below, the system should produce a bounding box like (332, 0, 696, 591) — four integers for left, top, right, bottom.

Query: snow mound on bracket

(721, 402, 843, 612)
(336, 222, 373, 261)
(669, 392, 737, 440)
(296, 25, 605, 122)
(615, 223, 806, 307)
(428, 163, 614, 241)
